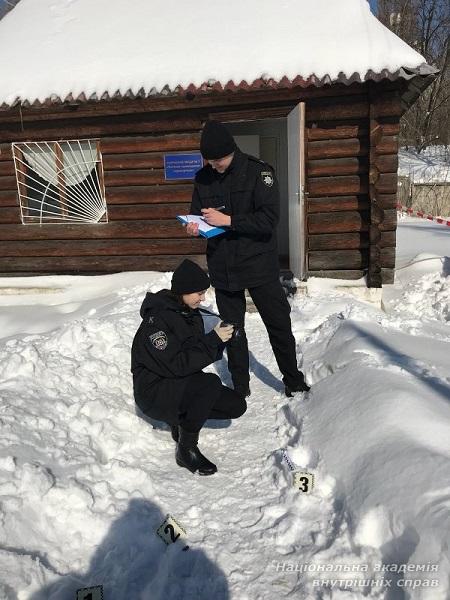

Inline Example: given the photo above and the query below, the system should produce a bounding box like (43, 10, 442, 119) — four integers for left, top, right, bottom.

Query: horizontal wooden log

(0, 176, 16, 191)
(307, 121, 367, 141)
(309, 232, 369, 250)
(0, 238, 204, 257)
(100, 134, 200, 154)
(104, 170, 181, 186)
(376, 135, 398, 155)
(0, 220, 195, 240)
(108, 203, 189, 220)
(377, 194, 398, 209)
(307, 156, 368, 177)
(0, 190, 18, 206)
(374, 154, 398, 173)
(103, 150, 202, 171)
(308, 195, 369, 213)
(0, 145, 12, 161)
(0, 161, 14, 176)
(308, 231, 396, 250)
(381, 268, 395, 284)
(308, 211, 369, 233)
(374, 173, 398, 194)
(381, 231, 396, 246)
(372, 92, 402, 118)
(308, 249, 368, 270)
(308, 175, 368, 196)
(103, 152, 164, 170)
(0, 255, 207, 273)
(308, 209, 397, 234)
(379, 209, 397, 231)
(0, 116, 203, 143)
(381, 247, 395, 269)
(105, 185, 193, 204)
(307, 120, 399, 141)
(306, 269, 365, 280)
(307, 138, 368, 160)
(0, 206, 20, 224)
(211, 106, 290, 122)
(306, 95, 370, 121)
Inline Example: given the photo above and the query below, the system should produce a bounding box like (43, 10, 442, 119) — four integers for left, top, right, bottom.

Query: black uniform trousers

(146, 372, 247, 433)
(179, 372, 247, 432)
(215, 279, 300, 392)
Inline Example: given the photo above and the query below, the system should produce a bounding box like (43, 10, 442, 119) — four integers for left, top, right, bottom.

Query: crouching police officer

(131, 259, 247, 475)
(186, 120, 310, 399)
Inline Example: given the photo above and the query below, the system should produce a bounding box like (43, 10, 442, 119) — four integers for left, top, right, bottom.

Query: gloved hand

(213, 322, 234, 342)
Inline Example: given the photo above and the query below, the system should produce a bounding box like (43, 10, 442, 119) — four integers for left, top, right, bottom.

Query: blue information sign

(164, 153, 203, 180)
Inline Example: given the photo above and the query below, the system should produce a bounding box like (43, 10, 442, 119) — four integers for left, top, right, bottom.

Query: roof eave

(0, 64, 438, 111)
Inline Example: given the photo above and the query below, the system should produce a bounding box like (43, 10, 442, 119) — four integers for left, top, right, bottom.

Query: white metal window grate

(12, 139, 108, 225)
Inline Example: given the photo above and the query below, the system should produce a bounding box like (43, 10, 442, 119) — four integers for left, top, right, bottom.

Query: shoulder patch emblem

(261, 171, 274, 187)
(149, 330, 168, 351)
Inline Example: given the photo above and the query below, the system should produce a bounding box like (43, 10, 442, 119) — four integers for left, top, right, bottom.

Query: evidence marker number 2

(157, 514, 189, 551)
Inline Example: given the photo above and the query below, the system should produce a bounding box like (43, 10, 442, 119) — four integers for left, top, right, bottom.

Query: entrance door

(287, 102, 306, 279)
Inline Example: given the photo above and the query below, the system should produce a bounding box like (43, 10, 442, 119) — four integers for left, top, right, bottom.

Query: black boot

(234, 384, 251, 399)
(285, 373, 310, 397)
(170, 425, 179, 443)
(175, 427, 217, 475)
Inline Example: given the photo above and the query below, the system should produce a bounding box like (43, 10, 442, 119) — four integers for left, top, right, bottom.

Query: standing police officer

(186, 120, 310, 399)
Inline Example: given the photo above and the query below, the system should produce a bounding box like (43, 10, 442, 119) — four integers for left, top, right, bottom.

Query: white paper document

(176, 214, 226, 238)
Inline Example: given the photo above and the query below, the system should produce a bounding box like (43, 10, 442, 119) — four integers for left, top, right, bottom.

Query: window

(12, 139, 108, 224)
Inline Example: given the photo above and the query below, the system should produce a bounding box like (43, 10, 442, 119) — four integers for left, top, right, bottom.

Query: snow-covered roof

(0, 0, 435, 108)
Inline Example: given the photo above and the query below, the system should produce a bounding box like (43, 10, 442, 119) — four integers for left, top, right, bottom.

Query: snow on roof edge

(0, 64, 438, 111)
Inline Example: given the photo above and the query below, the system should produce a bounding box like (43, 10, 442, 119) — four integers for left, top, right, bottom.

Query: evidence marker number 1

(76, 585, 103, 600)
(157, 514, 189, 551)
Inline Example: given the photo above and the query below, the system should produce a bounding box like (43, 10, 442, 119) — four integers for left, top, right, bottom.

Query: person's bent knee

(188, 371, 221, 391)
(231, 397, 247, 418)
(201, 372, 222, 392)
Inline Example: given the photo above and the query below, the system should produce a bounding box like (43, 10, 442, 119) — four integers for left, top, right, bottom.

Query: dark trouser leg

(248, 279, 302, 388)
(178, 372, 246, 432)
(208, 386, 247, 420)
(215, 288, 249, 393)
(176, 372, 246, 475)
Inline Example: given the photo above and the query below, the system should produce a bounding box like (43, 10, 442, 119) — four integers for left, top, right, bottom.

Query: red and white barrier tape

(396, 204, 450, 227)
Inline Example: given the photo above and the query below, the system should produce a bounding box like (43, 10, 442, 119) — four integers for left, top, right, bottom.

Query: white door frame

(287, 102, 306, 280)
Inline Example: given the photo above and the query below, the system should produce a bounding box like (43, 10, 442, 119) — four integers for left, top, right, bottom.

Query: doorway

(227, 109, 306, 279)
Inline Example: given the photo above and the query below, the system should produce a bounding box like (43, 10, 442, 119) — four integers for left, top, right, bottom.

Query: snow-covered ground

(0, 217, 449, 600)
(398, 146, 450, 183)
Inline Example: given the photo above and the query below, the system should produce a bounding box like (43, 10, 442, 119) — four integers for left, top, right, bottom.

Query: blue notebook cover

(176, 215, 226, 238)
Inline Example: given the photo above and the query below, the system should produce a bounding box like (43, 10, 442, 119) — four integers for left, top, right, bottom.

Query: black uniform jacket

(191, 149, 281, 291)
(131, 290, 223, 420)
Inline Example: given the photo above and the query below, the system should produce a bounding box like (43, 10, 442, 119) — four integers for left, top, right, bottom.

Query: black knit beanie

(200, 120, 237, 160)
(171, 259, 210, 294)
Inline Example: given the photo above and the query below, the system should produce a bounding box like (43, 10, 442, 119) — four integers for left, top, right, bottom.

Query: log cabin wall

(0, 115, 208, 275)
(0, 81, 400, 282)
(305, 87, 399, 283)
